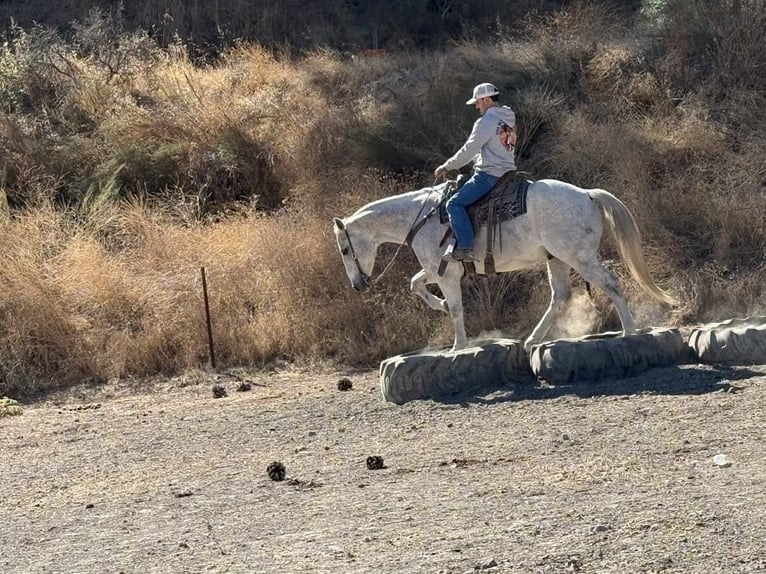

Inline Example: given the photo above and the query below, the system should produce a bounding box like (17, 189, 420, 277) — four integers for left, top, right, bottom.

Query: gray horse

(333, 179, 676, 352)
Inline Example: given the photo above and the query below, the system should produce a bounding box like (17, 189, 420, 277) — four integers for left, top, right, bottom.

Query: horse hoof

(523, 340, 536, 355)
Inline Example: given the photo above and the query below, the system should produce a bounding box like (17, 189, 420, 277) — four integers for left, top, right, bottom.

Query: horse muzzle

(351, 274, 371, 292)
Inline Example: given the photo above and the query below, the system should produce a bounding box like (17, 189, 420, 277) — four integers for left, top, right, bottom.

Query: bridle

(342, 179, 444, 286)
(340, 225, 373, 287)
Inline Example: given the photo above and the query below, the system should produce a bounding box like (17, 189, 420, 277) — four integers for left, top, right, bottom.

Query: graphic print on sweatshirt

(497, 121, 516, 151)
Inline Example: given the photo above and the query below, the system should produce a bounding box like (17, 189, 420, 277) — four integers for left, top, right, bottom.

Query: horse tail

(588, 189, 677, 305)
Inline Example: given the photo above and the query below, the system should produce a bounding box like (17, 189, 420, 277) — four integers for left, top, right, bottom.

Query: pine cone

(337, 377, 353, 391)
(236, 382, 252, 392)
(366, 455, 384, 470)
(212, 384, 227, 398)
(267, 461, 286, 481)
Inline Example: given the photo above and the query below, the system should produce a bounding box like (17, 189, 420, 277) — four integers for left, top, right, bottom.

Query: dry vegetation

(1, 0, 766, 397)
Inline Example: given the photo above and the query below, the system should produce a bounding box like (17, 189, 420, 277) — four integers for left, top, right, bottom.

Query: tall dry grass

(2, 0, 766, 396)
(0, 193, 445, 397)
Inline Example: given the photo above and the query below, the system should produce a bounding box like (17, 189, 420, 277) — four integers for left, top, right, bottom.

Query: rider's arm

(439, 116, 495, 173)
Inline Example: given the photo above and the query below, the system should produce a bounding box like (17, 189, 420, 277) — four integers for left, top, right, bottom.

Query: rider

(434, 82, 517, 261)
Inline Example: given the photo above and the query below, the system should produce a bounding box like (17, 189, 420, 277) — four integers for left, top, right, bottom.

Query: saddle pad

(438, 175, 531, 227)
(472, 178, 530, 227)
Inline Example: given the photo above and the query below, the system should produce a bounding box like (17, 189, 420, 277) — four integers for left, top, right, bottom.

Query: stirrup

(452, 248, 477, 262)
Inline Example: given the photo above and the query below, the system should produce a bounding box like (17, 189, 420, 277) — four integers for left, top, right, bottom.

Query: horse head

(333, 217, 376, 293)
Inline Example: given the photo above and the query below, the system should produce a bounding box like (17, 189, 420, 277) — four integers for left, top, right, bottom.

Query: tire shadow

(433, 363, 765, 406)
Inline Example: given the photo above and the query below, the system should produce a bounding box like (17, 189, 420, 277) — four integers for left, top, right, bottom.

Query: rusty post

(201, 267, 216, 369)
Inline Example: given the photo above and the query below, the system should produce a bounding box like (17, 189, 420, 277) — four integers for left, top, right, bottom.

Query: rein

(346, 179, 442, 286)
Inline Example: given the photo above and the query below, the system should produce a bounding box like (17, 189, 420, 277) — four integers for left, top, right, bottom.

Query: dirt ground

(1, 359, 765, 574)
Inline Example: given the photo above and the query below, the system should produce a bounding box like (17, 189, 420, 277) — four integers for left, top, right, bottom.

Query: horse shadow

(432, 362, 764, 406)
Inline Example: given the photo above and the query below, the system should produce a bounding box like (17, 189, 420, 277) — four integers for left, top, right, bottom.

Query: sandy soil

(1, 361, 765, 574)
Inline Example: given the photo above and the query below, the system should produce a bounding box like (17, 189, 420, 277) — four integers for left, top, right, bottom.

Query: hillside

(0, 0, 578, 53)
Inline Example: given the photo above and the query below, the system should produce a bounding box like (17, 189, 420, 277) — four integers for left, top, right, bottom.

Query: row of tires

(379, 317, 766, 404)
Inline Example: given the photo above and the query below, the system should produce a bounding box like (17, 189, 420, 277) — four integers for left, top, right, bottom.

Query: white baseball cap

(466, 82, 499, 104)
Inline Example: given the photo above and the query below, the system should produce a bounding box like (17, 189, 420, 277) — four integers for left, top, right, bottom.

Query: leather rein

(343, 183, 442, 287)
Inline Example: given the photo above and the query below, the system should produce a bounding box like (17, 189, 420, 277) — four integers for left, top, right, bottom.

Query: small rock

(712, 453, 732, 467)
(236, 382, 252, 392)
(592, 523, 610, 533)
(479, 557, 498, 569)
(212, 384, 227, 398)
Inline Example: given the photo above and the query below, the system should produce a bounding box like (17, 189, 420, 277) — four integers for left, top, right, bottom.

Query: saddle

(439, 171, 533, 275)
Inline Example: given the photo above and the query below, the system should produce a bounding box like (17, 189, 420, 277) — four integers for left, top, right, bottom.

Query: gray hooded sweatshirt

(441, 105, 516, 177)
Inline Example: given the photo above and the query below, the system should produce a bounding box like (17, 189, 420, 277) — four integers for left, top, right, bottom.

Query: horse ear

(333, 217, 345, 230)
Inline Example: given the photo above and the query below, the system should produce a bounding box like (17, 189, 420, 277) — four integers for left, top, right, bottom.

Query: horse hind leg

(567, 256, 636, 336)
(410, 270, 448, 313)
(524, 258, 571, 353)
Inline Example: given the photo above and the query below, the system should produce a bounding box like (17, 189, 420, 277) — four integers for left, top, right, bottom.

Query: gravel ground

(1, 361, 765, 574)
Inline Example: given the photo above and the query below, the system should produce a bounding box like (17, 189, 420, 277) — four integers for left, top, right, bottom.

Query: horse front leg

(410, 269, 448, 313)
(436, 270, 467, 350)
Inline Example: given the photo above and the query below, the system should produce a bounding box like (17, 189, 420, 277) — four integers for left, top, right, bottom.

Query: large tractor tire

(379, 338, 528, 405)
(529, 327, 688, 385)
(687, 316, 766, 364)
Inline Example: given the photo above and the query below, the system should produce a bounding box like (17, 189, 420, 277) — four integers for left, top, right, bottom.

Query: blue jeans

(445, 171, 499, 250)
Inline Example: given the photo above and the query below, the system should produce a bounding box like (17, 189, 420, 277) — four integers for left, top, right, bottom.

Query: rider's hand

(434, 165, 447, 180)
